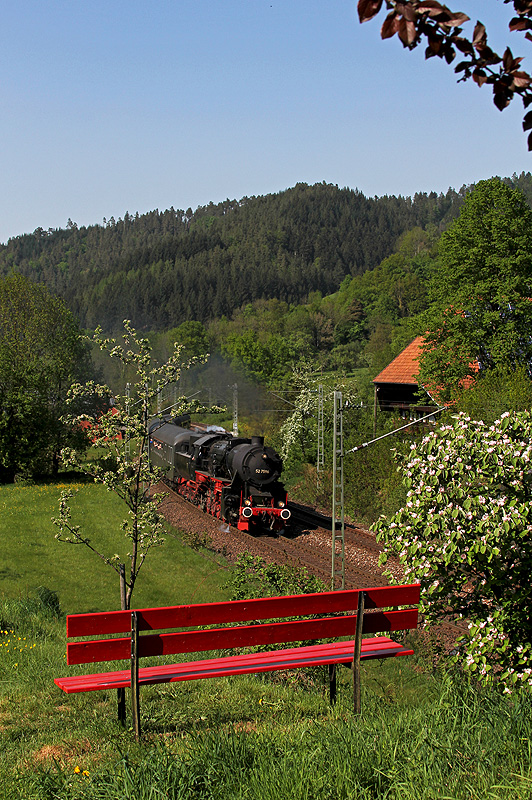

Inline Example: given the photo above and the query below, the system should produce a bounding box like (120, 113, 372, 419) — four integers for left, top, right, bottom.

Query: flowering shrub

(279, 363, 359, 463)
(374, 411, 532, 690)
(279, 388, 317, 462)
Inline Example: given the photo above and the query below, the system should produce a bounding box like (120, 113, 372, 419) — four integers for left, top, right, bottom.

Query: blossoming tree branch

(52, 321, 205, 609)
(358, 0, 532, 148)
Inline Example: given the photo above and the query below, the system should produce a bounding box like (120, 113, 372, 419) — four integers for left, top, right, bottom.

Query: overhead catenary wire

(346, 406, 446, 454)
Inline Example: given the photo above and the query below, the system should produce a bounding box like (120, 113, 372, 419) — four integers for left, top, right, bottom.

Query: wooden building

(372, 337, 437, 420)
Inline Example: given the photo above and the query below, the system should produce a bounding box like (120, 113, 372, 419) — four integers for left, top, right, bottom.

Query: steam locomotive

(148, 416, 291, 531)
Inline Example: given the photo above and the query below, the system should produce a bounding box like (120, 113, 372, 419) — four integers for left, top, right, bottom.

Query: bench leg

(118, 564, 128, 728)
(328, 664, 337, 705)
(117, 688, 126, 726)
(131, 611, 141, 739)
(352, 591, 365, 715)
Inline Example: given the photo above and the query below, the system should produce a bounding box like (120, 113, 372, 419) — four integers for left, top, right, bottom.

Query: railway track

(158, 484, 465, 650)
(161, 485, 390, 588)
(256, 529, 387, 588)
(290, 501, 384, 553)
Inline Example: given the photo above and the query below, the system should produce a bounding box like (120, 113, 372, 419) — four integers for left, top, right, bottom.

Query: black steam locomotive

(148, 416, 291, 531)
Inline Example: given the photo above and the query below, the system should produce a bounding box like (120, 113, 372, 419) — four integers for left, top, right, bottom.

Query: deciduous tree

(418, 178, 532, 401)
(358, 1, 532, 148)
(0, 274, 90, 482)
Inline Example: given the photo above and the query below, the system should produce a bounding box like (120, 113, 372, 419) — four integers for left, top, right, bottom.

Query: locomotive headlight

(277, 501, 285, 508)
(244, 499, 251, 506)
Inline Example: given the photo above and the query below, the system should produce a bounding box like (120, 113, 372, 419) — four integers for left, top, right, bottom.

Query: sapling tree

(53, 320, 200, 609)
(374, 411, 532, 691)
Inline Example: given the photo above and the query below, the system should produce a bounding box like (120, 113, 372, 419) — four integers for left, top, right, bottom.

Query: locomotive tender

(149, 416, 291, 531)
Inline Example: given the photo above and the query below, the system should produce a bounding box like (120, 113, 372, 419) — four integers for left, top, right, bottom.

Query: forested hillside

(0, 181, 470, 332)
(3, 174, 532, 520)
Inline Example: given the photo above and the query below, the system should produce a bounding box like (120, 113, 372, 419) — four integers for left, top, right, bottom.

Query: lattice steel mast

(316, 384, 324, 492)
(331, 390, 345, 589)
(232, 383, 238, 437)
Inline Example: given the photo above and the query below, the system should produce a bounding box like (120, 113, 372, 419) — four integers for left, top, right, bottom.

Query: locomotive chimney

(251, 435, 264, 447)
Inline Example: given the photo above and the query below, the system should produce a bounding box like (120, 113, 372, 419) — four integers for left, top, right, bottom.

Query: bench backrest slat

(66, 584, 421, 638)
(67, 608, 418, 665)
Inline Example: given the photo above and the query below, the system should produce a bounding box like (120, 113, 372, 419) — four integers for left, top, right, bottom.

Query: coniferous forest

(0, 180, 475, 332)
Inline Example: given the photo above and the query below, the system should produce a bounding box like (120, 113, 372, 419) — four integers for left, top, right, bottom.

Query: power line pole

(331, 390, 345, 590)
(316, 384, 324, 492)
(232, 383, 238, 437)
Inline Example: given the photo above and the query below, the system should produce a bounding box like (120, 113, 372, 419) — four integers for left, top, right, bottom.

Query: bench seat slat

(66, 584, 421, 637)
(56, 636, 414, 694)
(67, 609, 418, 665)
(59, 636, 404, 689)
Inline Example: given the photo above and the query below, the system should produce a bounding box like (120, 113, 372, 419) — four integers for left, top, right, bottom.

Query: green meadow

(0, 482, 229, 612)
(2, 482, 532, 799)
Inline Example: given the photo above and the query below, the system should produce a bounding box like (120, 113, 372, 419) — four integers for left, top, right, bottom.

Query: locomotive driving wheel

(223, 495, 239, 526)
(205, 488, 215, 515)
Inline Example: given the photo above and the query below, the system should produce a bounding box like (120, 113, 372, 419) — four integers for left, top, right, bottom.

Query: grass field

(2, 594, 532, 800)
(0, 482, 230, 612)
(2, 481, 532, 798)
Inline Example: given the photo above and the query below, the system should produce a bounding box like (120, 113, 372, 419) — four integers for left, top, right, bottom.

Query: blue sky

(1, 1, 531, 243)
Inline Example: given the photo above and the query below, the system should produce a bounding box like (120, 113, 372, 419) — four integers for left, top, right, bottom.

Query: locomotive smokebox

(228, 440, 282, 486)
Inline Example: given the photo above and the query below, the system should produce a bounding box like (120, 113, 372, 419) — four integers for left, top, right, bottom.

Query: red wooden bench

(55, 583, 420, 736)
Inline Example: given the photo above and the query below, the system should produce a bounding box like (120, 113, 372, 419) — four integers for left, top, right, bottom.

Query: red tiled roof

(373, 335, 480, 400)
(373, 337, 424, 385)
